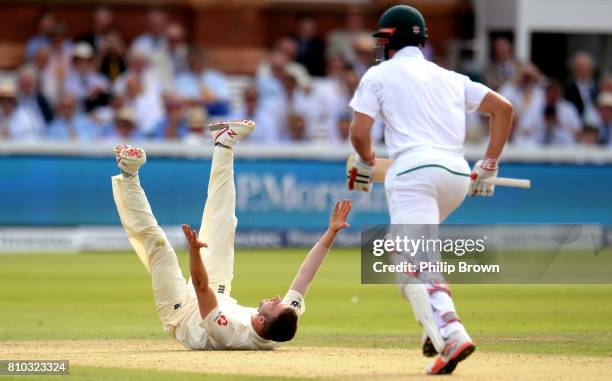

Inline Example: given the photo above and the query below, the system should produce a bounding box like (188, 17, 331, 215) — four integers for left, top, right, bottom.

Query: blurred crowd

(0, 6, 611, 148)
(0, 7, 380, 144)
(474, 37, 612, 147)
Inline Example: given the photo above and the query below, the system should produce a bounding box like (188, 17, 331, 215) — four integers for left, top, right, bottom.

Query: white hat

(73, 42, 94, 59)
(598, 92, 612, 108)
(0, 81, 17, 98)
(116, 107, 136, 124)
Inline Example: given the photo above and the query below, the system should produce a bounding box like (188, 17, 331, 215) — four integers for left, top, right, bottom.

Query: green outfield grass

(1, 249, 611, 358)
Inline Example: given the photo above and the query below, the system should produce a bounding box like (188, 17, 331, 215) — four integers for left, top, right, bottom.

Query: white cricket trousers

(385, 164, 471, 343)
(111, 147, 237, 329)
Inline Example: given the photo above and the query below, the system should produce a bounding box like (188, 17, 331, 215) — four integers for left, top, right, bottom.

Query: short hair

(263, 308, 298, 342)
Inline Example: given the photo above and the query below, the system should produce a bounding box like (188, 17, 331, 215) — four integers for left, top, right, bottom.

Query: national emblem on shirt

(215, 311, 228, 327)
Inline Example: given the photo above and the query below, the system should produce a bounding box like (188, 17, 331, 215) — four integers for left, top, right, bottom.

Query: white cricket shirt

(174, 289, 305, 350)
(349, 46, 490, 173)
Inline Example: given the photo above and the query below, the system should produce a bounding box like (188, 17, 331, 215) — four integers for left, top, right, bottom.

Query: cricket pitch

(1, 339, 611, 380)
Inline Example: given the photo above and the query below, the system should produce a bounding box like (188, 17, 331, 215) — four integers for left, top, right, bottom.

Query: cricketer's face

(257, 295, 288, 318)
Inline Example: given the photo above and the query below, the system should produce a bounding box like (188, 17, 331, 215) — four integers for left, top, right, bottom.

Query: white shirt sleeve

(349, 68, 383, 119)
(282, 289, 306, 317)
(463, 76, 491, 113)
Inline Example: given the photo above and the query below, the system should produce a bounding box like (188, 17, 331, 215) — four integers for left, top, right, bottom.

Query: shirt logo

(173, 302, 182, 310)
(413, 25, 421, 34)
(216, 314, 228, 327)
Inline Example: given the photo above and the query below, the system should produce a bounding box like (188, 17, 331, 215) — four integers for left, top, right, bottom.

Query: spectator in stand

(106, 107, 141, 141)
(281, 66, 318, 141)
(314, 55, 353, 141)
(97, 29, 127, 82)
(597, 92, 612, 146)
(131, 9, 168, 56)
(25, 11, 62, 61)
(150, 92, 187, 140)
(27, 45, 51, 88)
(256, 40, 312, 109)
(534, 81, 581, 146)
(599, 74, 612, 94)
(327, 7, 371, 65)
(578, 125, 600, 145)
(235, 85, 283, 142)
(78, 6, 115, 53)
(47, 93, 97, 140)
(40, 23, 73, 106)
(294, 14, 326, 76)
(152, 22, 188, 90)
(268, 36, 311, 89)
(336, 111, 351, 141)
(351, 35, 374, 78)
(93, 93, 125, 136)
(0, 82, 18, 139)
(64, 42, 110, 112)
(183, 107, 209, 144)
(500, 62, 545, 147)
(287, 112, 307, 141)
(256, 51, 286, 104)
(113, 48, 163, 135)
(174, 45, 231, 117)
(483, 37, 518, 91)
(16, 66, 54, 125)
(0, 81, 43, 140)
(565, 52, 598, 119)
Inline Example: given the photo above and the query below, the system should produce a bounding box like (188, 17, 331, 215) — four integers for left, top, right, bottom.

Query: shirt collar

(393, 46, 425, 60)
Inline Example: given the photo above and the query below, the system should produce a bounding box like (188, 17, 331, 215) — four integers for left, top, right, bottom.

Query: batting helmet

(372, 5, 428, 62)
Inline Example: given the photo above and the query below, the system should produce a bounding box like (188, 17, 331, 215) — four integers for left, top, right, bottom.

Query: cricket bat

(348, 155, 531, 189)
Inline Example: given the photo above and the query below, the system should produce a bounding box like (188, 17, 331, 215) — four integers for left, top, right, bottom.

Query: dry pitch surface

(1, 339, 611, 381)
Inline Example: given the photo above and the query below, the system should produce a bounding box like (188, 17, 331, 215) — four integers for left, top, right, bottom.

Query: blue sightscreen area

(1, 156, 610, 228)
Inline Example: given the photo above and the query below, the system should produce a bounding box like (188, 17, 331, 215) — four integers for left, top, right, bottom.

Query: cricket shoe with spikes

(209, 119, 255, 148)
(114, 144, 146, 176)
(426, 330, 475, 375)
(422, 332, 438, 358)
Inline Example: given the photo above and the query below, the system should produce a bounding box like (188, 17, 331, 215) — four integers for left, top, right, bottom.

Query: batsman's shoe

(422, 332, 437, 357)
(114, 144, 146, 176)
(209, 119, 255, 148)
(426, 330, 475, 375)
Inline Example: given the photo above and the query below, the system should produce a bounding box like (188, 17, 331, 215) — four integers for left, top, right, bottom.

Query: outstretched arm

(182, 224, 218, 319)
(289, 200, 352, 296)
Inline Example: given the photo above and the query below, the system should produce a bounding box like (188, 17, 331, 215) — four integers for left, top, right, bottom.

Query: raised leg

(112, 173, 189, 330)
(197, 146, 237, 296)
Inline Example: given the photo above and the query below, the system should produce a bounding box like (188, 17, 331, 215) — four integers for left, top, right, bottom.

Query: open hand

(329, 200, 352, 233)
(181, 224, 208, 253)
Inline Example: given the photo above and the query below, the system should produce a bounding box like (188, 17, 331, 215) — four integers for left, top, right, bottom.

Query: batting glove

(346, 155, 373, 192)
(469, 158, 498, 197)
